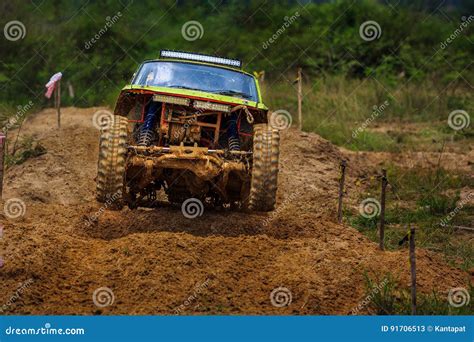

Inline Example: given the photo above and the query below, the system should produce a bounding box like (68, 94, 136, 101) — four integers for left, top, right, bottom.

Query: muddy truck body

(96, 50, 280, 211)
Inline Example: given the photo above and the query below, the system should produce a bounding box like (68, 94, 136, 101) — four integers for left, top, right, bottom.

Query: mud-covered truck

(96, 50, 280, 211)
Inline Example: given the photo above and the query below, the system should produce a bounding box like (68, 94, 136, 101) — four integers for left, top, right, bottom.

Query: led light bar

(160, 50, 242, 68)
(194, 100, 231, 112)
(153, 94, 190, 106)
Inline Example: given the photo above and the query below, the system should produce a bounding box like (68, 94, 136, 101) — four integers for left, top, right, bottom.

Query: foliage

(5, 135, 47, 167)
(363, 272, 473, 315)
(348, 167, 474, 270)
(0, 0, 472, 112)
(265, 75, 472, 152)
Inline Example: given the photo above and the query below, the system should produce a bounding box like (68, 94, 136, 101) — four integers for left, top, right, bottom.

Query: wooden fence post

(379, 169, 387, 250)
(337, 160, 347, 223)
(67, 80, 75, 99)
(297, 67, 302, 131)
(56, 79, 61, 129)
(0, 133, 5, 200)
(409, 226, 417, 315)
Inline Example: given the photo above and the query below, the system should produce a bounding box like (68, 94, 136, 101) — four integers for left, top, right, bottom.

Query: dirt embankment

(0, 107, 470, 315)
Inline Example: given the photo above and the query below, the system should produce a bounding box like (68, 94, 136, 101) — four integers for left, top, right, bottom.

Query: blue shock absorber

(138, 101, 160, 146)
(227, 112, 240, 151)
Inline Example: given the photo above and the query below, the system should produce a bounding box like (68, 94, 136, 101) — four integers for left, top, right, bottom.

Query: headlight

(153, 94, 190, 106)
(194, 100, 230, 112)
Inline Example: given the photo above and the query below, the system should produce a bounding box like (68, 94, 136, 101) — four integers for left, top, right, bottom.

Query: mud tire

(96, 115, 128, 210)
(248, 124, 280, 211)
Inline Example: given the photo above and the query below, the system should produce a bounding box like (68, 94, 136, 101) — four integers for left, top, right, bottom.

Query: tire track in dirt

(0, 107, 469, 314)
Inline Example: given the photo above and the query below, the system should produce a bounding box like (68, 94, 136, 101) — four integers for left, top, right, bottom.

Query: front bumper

(127, 144, 251, 181)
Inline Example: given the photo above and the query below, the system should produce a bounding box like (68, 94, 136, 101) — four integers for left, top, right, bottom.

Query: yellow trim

(123, 84, 262, 108)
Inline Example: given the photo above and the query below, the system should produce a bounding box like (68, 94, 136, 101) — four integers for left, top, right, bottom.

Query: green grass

(363, 273, 473, 315)
(346, 166, 474, 271)
(263, 75, 473, 152)
(5, 135, 47, 168)
(307, 122, 400, 152)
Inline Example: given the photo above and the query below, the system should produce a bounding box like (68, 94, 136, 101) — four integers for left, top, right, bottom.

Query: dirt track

(0, 107, 470, 314)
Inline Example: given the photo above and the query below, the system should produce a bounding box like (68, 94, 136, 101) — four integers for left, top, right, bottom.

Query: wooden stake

(379, 169, 387, 250)
(56, 80, 61, 129)
(0, 133, 5, 200)
(409, 226, 417, 315)
(67, 80, 75, 98)
(297, 67, 302, 131)
(337, 160, 346, 223)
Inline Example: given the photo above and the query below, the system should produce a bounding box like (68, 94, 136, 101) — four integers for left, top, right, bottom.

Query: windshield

(132, 61, 258, 102)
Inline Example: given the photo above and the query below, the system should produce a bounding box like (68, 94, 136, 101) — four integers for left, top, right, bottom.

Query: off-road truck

(96, 50, 280, 211)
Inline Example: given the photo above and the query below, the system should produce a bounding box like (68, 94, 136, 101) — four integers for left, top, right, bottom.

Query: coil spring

(228, 136, 241, 151)
(138, 102, 159, 146)
(137, 129, 154, 146)
(227, 113, 240, 151)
